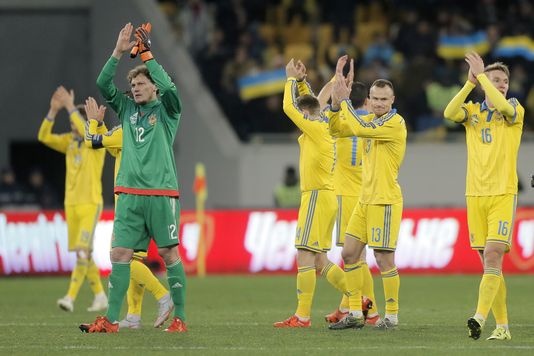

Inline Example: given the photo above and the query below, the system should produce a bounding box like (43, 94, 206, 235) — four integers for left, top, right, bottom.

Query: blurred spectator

(274, 165, 300, 208)
(362, 32, 394, 66)
(164, 0, 534, 140)
(176, 0, 214, 59)
(0, 166, 28, 208)
(25, 167, 60, 209)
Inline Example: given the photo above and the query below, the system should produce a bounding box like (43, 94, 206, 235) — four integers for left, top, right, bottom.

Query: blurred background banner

(238, 68, 286, 100)
(2, 208, 534, 276)
(493, 35, 534, 61)
(437, 31, 490, 59)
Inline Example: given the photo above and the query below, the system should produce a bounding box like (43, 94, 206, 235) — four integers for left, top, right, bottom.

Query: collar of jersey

(139, 99, 160, 109)
(480, 100, 492, 112)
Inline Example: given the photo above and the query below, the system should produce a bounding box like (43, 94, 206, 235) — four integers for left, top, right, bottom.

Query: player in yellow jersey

(328, 55, 406, 330)
(273, 59, 349, 328)
(38, 86, 107, 313)
(318, 77, 380, 326)
(444, 52, 524, 341)
(83, 97, 174, 329)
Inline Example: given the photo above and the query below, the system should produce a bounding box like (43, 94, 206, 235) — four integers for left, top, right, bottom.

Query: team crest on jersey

(469, 114, 479, 126)
(470, 233, 475, 243)
(148, 114, 157, 126)
(129, 112, 139, 125)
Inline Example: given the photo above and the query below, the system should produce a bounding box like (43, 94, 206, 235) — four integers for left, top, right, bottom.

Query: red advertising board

(1, 208, 534, 275)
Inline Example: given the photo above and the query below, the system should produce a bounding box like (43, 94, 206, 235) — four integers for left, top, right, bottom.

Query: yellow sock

(339, 294, 349, 311)
(86, 258, 105, 295)
(491, 274, 508, 325)
(321, 262, 347, 294)
(126, 278, 145, 316)
(361, 262, 378, 315)
(295, 267, 316, 319)
(344, 262, 363, 311)
(66, 257, 88, 300)
(130, 259, 168, 300)
(476, 268, 502, 319)
(381, 267, 400, 315)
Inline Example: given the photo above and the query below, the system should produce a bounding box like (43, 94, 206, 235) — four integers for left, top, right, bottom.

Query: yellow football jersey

(283, 78, 335, 192)
(86, 119, 123, 181)
(330, 101, 406, 204)
(38, 111, 105, 206)
(444, 75, 524, 196)
(333, 109, 366, 197)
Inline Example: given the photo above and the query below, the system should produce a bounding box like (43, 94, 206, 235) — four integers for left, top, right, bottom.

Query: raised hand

(467, 69, 478, 85)
(55, 86, 76, 112)
(333, 76, 350, 103)
(295, 60, 307, 81)
(346, 59, 354, 88)
(465, 52, 484, 77)
(84, 97, 106, 123)
(335, 55, 349, 78)
(49, 89, 63, 114)
(114, 23, 137, 57)
(285, 58, 298, 78)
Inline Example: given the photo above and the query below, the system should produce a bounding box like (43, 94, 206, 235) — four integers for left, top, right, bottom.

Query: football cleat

(57, 296, 74, 312)
(328, 314, 365, 330)
(79, 316, 119, 333)
(467, 317, 485, 340)
(164, 317, 187, 333)
(324, 309, 349, 324)
(87, 293, 108, 312)
(273, 315, 311, 328)
(486, 327, 511, 341)
(362, 296, 373, 317)
(118, 315, 141, 329)
(365, 313, 380, 325)
(375, 317, 398, 330)
(154, 294, 174, 328)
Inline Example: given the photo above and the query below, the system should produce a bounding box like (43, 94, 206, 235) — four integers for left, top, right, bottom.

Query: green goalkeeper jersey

(96, 56, 182, 196)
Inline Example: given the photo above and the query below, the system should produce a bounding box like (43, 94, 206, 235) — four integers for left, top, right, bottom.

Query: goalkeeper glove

(135, 23, 153, 62)
(130, 22, 152, 59)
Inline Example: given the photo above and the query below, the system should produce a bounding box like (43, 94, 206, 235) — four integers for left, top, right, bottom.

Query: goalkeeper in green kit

(80, 22, 187, 333)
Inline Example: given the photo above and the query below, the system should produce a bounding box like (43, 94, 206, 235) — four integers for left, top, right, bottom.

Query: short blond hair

(127, 65, 155, 84)
(484, 62, 510, 78)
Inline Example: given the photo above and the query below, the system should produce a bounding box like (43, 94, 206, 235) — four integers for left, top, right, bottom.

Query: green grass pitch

(1, 275, 533, 355)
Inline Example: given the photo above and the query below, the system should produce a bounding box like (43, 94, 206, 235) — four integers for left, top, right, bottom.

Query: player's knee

(483, 248, 504, 267)
(374, 250, 395, 271)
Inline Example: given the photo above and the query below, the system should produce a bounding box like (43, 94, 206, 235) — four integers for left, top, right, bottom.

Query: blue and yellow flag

(238, 68, 286, 100)
(437, 31, 490, 59)
(493, 35, 534, 61)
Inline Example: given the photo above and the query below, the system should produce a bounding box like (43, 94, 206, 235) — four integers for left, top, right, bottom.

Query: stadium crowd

(157, 0, 534, 141)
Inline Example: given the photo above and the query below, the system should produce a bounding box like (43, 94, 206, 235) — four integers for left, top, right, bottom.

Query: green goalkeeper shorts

(113, 193, 181, 250)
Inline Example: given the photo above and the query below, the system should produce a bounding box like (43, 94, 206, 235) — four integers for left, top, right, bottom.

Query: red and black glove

(130, 22, 152, 60)
(135, 23, 153, 62)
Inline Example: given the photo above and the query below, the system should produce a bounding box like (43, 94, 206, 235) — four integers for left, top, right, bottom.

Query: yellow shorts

(295, 190, 337, 252)
(345, 201, 403, 251)
(334, 195, 359, 246)
(65, 203, 102, 251)
(466, 194, 517, 251)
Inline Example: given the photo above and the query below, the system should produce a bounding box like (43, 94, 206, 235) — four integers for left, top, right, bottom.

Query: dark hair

(350, 82, 368, 108)
(371, 79, 394, 94)
(296, 94, 320, 115)
(76, 104, 87, 120)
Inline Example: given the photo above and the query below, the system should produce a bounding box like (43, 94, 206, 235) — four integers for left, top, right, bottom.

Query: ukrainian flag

(493, 35, 534, 61)
(238, 68, 286, 100)
(437, 31, 490, 59)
